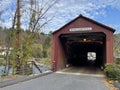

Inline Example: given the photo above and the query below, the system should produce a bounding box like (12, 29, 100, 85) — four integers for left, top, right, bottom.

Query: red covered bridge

(52, 15, 115, 71)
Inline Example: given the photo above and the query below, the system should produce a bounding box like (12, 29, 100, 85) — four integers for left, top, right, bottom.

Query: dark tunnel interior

(67, 42, 103, 67)
(59, 33, 106, 68)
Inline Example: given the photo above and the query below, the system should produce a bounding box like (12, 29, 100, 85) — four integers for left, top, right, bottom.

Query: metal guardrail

(0, 67, 30, 82)
(0, 61, 50, 82)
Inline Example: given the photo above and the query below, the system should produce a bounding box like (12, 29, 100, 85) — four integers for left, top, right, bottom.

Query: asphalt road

(0, 73, 109, 90)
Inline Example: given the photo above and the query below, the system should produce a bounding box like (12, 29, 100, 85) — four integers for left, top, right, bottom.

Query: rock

(114, 81, 120, 90)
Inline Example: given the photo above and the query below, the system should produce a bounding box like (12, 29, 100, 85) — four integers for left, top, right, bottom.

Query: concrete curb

(56, 71, 105, 78)
(0, 71, 53, 88)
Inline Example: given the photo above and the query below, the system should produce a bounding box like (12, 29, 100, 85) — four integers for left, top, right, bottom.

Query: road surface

(0, 73, 109, 90)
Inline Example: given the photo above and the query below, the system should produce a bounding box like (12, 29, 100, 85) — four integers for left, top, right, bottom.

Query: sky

(0, 0, 120, 33)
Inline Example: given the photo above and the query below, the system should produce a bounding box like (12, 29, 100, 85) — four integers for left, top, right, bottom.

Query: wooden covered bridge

(52, 15, 115, 71)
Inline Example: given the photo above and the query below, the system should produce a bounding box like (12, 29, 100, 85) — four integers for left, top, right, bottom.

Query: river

(0, 65, 51, 76)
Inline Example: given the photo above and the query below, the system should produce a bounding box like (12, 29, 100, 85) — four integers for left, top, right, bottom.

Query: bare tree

(13, 0, 21, 73)
(3, 9, 18, 75)
(114, 33, 120, 59)
(0, 0, 57, 75)
(22, 0, 57, 33)
(0, 1, 18, 75)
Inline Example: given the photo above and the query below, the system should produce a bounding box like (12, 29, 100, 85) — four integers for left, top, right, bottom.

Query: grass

(0, 58, 5, 65)
(0, 55, 4, 58)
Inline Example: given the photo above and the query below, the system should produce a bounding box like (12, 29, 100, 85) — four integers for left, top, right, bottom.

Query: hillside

(0, 28, 120, 59)
(114, 33, 120, 59)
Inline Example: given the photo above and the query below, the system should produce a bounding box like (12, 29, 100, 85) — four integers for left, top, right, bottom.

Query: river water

(0, 65, 51, 76)
(0, 66, 13, 76)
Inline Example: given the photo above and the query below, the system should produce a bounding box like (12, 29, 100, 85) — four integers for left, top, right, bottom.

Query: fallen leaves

(103, 79, 119, 90)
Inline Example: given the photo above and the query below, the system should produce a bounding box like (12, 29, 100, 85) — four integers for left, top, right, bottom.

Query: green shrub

(42, 51, 48, 58)
(0, 55, 4, 58)
(115, 58, 120, 64)
(104, 64, 120, 80)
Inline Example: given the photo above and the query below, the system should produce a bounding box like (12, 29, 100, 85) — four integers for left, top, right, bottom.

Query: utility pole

(16, 0, 21, 74)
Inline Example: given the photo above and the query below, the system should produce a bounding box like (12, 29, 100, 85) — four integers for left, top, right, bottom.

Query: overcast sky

(0, 0, 120, 33)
